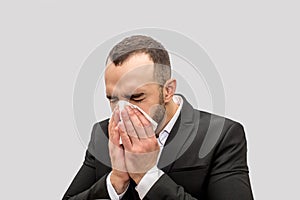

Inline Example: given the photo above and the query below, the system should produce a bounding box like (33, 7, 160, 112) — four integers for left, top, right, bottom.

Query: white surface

(0, 1, 299, 199)
(117, 100, 158, 132)
(117, 100, 158, 144)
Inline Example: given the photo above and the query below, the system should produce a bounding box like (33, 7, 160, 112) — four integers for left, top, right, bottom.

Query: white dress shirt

(106, 95, 183, 200)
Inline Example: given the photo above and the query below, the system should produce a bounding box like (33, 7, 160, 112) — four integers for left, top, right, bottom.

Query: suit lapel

(158, 95, 200, 173)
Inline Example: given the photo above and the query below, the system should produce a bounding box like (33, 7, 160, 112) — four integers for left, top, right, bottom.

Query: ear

(163, 79, 177, 103)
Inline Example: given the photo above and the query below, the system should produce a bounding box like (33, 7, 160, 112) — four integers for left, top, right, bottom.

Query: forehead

(105, 53, 156, 94)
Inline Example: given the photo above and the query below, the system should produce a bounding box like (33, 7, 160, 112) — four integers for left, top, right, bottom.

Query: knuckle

(128, 110, 135, 117)
(136, 122, 143, 128)
(143, 120, 151, 127)
(135, 111, 142, 117)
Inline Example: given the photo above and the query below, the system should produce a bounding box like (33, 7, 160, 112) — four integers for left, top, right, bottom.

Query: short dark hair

(107, 35, 171, 85)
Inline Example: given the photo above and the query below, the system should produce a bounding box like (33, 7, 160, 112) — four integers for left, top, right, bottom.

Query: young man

(63, 35, 254, 199)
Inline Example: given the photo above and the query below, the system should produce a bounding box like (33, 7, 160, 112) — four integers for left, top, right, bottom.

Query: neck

(155, 99, 179, 135)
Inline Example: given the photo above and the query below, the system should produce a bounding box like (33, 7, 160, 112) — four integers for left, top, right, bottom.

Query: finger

(121, 106, 139, 143)
(109, 111, 120, 145)
(108, 112, 115, 137)
(113, 106, 120, 124)
(133, 108, 155, 138)
(126, 106, 148, 139)
(119, 122, 132, 150)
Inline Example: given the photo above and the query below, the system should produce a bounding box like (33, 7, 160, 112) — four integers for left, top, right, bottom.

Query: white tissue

(117, 100, 158, 144)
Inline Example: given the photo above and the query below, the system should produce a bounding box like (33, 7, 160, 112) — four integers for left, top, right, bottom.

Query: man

(63, 35, 254, 199)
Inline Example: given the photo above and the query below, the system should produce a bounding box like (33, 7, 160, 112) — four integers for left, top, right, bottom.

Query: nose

(110, 99, 129, 111)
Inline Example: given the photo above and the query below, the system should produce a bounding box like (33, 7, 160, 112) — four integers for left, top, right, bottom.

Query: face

(105, 53, 166, 125)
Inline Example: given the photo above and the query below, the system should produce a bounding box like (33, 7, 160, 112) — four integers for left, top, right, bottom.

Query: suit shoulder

(195, 110, 247, 160)
(92, 118, 110, 130)
(88, 118, 109, 145)
(196, 109, 244, 129)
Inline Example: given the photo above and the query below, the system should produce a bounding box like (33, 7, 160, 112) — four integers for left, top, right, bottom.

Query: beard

(150, 87, 167, 133)
(152, 104, 166, 125)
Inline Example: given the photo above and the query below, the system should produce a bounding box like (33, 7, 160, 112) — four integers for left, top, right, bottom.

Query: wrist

(130, 173, 145, 185)
(110, 171, 130, 194)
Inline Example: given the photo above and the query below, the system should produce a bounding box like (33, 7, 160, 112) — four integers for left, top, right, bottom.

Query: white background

(0, 1, 299, 199)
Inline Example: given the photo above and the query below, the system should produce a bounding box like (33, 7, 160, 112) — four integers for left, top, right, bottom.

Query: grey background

(0, 0, 299, 199)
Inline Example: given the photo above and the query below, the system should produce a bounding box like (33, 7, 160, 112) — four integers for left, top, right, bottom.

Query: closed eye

(131, 98, 144, 103)
(129, 93, 145, 102)
(106, 95, 118, 103)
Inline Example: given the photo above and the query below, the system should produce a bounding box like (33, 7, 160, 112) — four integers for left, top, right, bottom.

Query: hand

(119, 106, 160, 184)
(108, 109, 130, 194)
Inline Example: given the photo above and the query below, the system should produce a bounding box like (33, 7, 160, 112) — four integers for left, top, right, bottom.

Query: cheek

(148, 105, 158, 116)
(133, 103, 149, 113)
(146, 101, 165, 119)
(131, 102, 152, 116)
(149, 104, 164, 116)
(147, 95, 163, 112)
(130, 94, 162, 115)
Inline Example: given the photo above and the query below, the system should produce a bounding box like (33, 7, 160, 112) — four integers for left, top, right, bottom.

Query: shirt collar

(158, 95, 183, 146)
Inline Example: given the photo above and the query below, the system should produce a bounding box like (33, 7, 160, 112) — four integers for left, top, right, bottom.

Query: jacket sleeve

(62, 150, 110, 200)
(206, 122, 254, 200)
(62, 122, 111, 200)
(144, 122, 254, 200)
(143, 173, 198, 200)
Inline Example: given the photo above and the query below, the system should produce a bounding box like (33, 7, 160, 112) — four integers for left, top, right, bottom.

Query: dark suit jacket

(63, 95, 254, 200)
